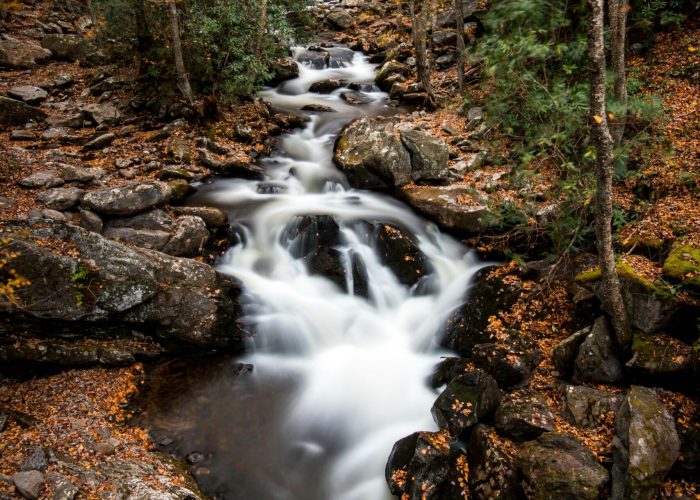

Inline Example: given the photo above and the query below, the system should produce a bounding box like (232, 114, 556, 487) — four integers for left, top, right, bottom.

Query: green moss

(575, 260, 664, 294)
(662, 244, 700, 287)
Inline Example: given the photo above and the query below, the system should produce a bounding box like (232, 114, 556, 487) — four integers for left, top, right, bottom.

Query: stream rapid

(149, 47, 484, 500)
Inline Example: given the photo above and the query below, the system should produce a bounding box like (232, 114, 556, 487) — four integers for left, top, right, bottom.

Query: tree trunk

(411, 0, 433, 102)
(168, 0, 194, 104)
(587, 0, 631, 353)
(134, 0, 152, 76)
(609, 0, 628, 146)
(255, 0, 269, 61)
(454, 0, 465, 90)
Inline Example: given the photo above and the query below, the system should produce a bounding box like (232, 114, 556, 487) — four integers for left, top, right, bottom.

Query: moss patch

(575, 260, 666, 295)
(662, 244, 700, 287)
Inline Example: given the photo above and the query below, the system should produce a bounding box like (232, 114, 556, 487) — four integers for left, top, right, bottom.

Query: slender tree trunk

(255, 0, 269, 61)
(134, 0, 152, 76)
(454, 0, 465, 90)
(587, 0, 631, 353)
(168, 0, 194, 104)
(609, 0, 628, 146)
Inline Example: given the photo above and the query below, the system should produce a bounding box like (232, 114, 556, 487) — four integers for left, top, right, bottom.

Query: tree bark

(454, 0, 465, 90)
(168, 0, 194, 104)
(134, 0, 152, 76)
(609, 0, 628, 146)
(255, 0, 269, 61)
(587, 0, 631, 353)
(410, 0, 433, 102)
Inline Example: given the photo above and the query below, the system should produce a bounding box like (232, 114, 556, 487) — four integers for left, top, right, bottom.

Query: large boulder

(375, 60, 411, 91)
(0, 96, 47, 126)
(326, 8, 354, 31)
(518, 432, 609, 500)
(611, 386, 680, 500)
(626, 332, 692, 381)
(662, 243, 700, 289)
(553, 326, 591, 379)
(80, 102, 120, 127)
(472, 336, 542, 389)
(161, 216, 210, 257)
(41, 34, 88, 62)
(0, 35, 52, 69)
(572, 316, 624, 384)
(431, 369, 501, 437)
(333, 117, 411, 189)
(494, 389, 555, 442)
(81, 181, 172, 216)
(267, 57, 299, 86)
(8, 86, 48, 105)
(468, 425, 522, 499)
(37, 187, 84, 211)
(562, 384, 623, 428)
(399, 129, 450, 184)
(373, 223, 434, 289)
(0, 220, 247, 349)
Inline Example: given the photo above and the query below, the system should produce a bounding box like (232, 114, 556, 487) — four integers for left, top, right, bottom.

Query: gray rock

(39, 209, 68, 222)
(553, 326, 591, 379)
(41, 127, 79, 144)
(171, 206, 228, 228)
(375, 60, 411, 91)
(333, 117, 411, 189)
(92, 440, 118, 455)
(60, 165, 106, 183)
(0, 36, 52, 69)
(562, 384, 623, 428)
(10, 129, 38, 141)
(326, 8, 354, 30)
(518, 432, 609, 500)
(309, 78, 345, 94)
(19, 171, 64, 189)
(8, 86, 48, 105)
(81, 181, 172, 216)
(495, 389, 555, 442)
(46, 112, 84, 129)
(573, 316, 624, 384)
(12, 470, 44, 499)
(612, 386, 680, 500)
(626, 333, 692, 377)
(37, 187, 84, 210)
(79, 210, 103, 233)
(45, 472, 77, 500)
(340, 90, 372, 105)
(80, 102, 120, 126)
(267, 57, 299, 86)
(400, 129, 450, 183)
(162, 216, 209, 257)
(83, 133, 116, 151)
(0, 96, 47, 126)
(108, 209, 174, 232)
(468, 425, 521, 499)
(300, 103, 335, 112)
(104, 227, 171, 251)
(20, 446, 48, 472)
(41, 34, 87, 62)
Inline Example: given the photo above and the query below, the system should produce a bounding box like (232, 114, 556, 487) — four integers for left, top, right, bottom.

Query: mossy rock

(662, 244, 700, 288)
(575, 259, 664, 295)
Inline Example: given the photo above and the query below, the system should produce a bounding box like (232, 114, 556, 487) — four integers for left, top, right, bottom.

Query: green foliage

(71, 263, 90, 306)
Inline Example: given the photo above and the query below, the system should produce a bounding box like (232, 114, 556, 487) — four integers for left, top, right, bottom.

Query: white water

(198, 47, 484, 499)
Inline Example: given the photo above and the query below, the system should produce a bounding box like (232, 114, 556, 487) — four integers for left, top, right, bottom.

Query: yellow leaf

(688, 46, 697, 53)
(593, 115, 603, 124)
(608, 113, 615, 120)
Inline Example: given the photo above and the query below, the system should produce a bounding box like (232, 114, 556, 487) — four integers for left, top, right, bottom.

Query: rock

(197, 147, 263, 180)
(19, 171, 64, 189)
(104, 227, 171, 251)
(0, 96, 47, 126)
(83, 133, 116, 151)
(428, 357, 471, 388)
(309, 79, 344, 93)
(466, 107, 483, 130)
(385, 431, 451, 499)
(340, 90, 372, 105)
(399, 129, 450, 184)
(45, 472, 78, 500)
(41, 127, 79, 144)
(494, 389, 555, 441)
(79, 210, 103, 233)
(46, 112, 84, 129)
(333, 117, 411, 189)
(553, 326, 591, 379)
(400, 185, 494, 234)
(440, 266, 520, 356)
(60, 165, 106, 183)
(90, 76, 125, 96)
(375, 60, 411, 91)
(612, 386, 680, 500)
(20, 446, 48, 472)
(0, 36, 52, 69)
(0, 220, 247, 348)
(92, 440, 117, 455)
(432, 30, 458, 49)
(296, 47, 330, 69)
(167, 179, 193, 202)
(662, 243, 700, 289)
(267, 57, 299, 86)
(8, 86, 48, 105)
(12, 471, 44, 499)
(37, 187, 84, 211)
(472, 336, 542, 389)
(518, 432, 609, 500)
(431, 369, 501, 437)
(80, 102, 120, 126)
(326, 8, 354, 30)
(374, 223, 434, 288)
(41, 34, 88, 62)
(468, 425, 521, 500)
(436, 53, 455, 70)
(108, 209, 174, 232)
(35, 209, 68, 222)
(162, 216, 210, 257)
(626, 333, 692, 379)
(81, 181, 172, 216)
(562, 384, 623, 428)
(171, 206, 228, 228)
(572, 316, 624, 384)
(10, 129, 38, 141)
(300, 103, 335, 112)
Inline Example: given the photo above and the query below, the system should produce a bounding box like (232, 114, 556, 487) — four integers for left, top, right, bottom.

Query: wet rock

(0, 96, 47, 126)
(333, 117, 411, 189)
(45, 472, 78, 500)
(561, 384, 623, 428)
(171, 206, 228, 228)
(83, 132, 116, 151)
(428, 357, 470, 388)
(267, 57, 299, 86)
(80, 102, 120, 126)
(167, 179, 193, 202)
(468, 425, 521, 500)
(12, 471, 44, 500)
(19, 171, 64, 189)
(572, 316, 624, 384)
(162, 216, 210, 257)
(300, 103, 335, 112)
(81, 181, 172, 216)
(494, 389, 555, 441)
(553, 325, 591, 379)
(20, 446, 48, 472)
(186, 452, 205, 465)
(399, 129, 450, 184)
(41, 34, 87, 62)
(37, 187, 84, 210)
(472, 336, 542, 389)
(0, 36, 52, 69)
(79, 210, 103, 233)
(440, 266, 520, 356)
(374, 223, 434, 288)
(8, 86, 48, 105)
(375, 60, 411, 91)
(518, 432, 609, 500)
(385, 431, 451, 499)
(612, 386, 680, 500)
(326, 8, 354, 31)
(297, 47, 330, 69)
(340, 90, 372, 105)
(431, 369, 500, 437)
(400, 184, 494, 234)
(309, 79, 344, 94)
(197, 146, 263, 180)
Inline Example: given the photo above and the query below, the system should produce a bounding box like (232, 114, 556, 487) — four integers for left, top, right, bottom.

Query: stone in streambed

(81, 181, 172, 216)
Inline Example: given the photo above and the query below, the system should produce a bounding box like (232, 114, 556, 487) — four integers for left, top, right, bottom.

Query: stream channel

(140, 46, 486, 500)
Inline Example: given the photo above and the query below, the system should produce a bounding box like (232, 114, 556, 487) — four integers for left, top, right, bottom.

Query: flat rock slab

(81, 181, 172, 216)
(0, 96, 47, 126)
(8, 86, 48, 105)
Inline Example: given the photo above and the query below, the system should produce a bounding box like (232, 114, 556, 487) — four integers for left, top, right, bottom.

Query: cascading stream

(160, 47, 486, 500)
